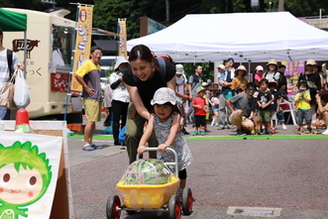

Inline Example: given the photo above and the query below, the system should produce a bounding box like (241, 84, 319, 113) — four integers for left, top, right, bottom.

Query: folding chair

(280, 100, 297, 126)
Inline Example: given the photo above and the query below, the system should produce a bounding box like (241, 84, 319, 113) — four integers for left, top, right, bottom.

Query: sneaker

(303, 128, 310, 135)
(192, 131, 198, 136)
(271, 129, 276, 134)
(294, 127, 301, 134)
(217, 125, 225, 130)
(91, 144, 103, 150)
(282, 124, 287, 130)
(266, 131, 272, 135)
(205, 129, 211, 133)
(200, 130, 206, 135)
(237, 129, 246, 136)
(322, 129, 328, 135)
(83, 144, 96, 151)
(214, 123, 219, 126)
(257, 130, 263, 135)
(227, 124, 234, 129)
(182, 128, 190, 135)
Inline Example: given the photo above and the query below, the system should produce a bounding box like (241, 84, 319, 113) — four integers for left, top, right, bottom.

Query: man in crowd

(226, 82, 257, 136)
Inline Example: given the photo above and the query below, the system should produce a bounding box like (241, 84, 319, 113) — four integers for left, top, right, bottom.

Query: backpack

(133, 57, 166, 83)
(263, 71, 278, 81)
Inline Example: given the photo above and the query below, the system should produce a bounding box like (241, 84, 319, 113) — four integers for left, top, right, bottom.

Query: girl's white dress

(154, 112, 193, 171)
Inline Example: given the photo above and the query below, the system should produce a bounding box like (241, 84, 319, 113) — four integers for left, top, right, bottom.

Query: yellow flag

(70, 5, 93, 95)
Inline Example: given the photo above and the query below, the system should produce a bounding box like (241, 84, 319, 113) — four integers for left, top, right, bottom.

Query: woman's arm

(158, 113, 181, 151)
(166, 76, 176, 92)
(231, 78, 237, 90)
(137, 115, 155, 154)
(316, 94, 326, 114)
(125, 84, 151, 120)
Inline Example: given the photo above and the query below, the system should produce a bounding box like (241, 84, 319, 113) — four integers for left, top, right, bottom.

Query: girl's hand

(137, 145, 147, 154)
(158, 144, 168, 152)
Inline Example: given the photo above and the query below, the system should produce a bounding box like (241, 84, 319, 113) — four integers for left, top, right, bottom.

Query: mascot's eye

(26, 176, 38, 189)
(29, 176, 37, 186)
(3, 173, 10, 183)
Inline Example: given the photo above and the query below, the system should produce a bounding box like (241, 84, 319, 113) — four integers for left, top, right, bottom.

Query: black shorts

(194, 115, 206, 128)
(179, 168, 187, 180)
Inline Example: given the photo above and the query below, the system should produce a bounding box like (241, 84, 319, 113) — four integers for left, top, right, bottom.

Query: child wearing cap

(191, 87, 208, 135)
(137, 87, 193, 190)
(254, 65, 264, 86)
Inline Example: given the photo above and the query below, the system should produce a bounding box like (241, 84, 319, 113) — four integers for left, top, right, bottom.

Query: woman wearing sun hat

(263, 59, 280, 85)
(231, 65, 249, 93)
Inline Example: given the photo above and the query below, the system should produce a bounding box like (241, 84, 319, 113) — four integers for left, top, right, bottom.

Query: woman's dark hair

(318, 89, 328, 103)
(128, 44, 154, 63)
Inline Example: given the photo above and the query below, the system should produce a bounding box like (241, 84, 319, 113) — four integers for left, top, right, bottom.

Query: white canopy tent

(127, 12, 328, 63)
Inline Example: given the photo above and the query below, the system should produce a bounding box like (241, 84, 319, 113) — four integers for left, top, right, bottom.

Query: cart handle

(138, 147, 179, 178)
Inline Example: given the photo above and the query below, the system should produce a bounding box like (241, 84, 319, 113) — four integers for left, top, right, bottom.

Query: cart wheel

(168, 195, 181, 219)
(182, 188, 193, 215)
(106, 195, 121, 219)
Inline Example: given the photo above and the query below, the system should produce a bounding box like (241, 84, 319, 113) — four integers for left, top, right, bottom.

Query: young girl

(294, 81, 312, 134)
(210, 89, 220, 126)
(254, 65, 264, 86)
(137, 87, 193, 190)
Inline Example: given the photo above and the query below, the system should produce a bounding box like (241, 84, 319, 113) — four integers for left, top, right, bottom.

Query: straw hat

(266, 59, 278, 67)
(306, 59, 316, 66)
(235, 65, 248, 76)
(217, 64, 226, 70)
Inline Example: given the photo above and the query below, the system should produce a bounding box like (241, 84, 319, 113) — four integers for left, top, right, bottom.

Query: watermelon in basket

(122, 159, 173, 185)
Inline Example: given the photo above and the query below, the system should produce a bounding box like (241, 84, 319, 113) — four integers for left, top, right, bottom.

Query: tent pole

(24, 31, 27, 78)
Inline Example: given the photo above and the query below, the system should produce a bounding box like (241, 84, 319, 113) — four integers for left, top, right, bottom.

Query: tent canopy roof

(127, 12, 328, 63)
(0, 8, 27, 31)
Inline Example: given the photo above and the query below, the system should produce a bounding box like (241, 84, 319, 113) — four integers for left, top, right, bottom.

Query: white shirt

(109, 71, 130, 103)
(175, 75, 186, 103)
(0, 49, 20, 91)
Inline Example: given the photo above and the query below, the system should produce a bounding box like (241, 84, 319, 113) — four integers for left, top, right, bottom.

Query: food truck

(3, 8, 83, 122)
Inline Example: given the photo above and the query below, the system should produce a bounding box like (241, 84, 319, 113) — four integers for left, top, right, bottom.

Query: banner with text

(118, 19, 127, 58)
(70, 5, 93, 95)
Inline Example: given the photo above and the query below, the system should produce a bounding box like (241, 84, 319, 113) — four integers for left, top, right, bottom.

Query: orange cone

(15, 109, 32, 133)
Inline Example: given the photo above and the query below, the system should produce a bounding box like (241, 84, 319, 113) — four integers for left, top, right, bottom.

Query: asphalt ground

(68, 121, 328, 219)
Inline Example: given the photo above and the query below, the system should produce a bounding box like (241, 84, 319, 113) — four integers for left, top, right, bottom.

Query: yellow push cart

(106, 148, 193, 219)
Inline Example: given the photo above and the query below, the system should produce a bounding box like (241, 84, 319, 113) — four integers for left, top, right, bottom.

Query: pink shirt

(254, 74, 263, 85)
